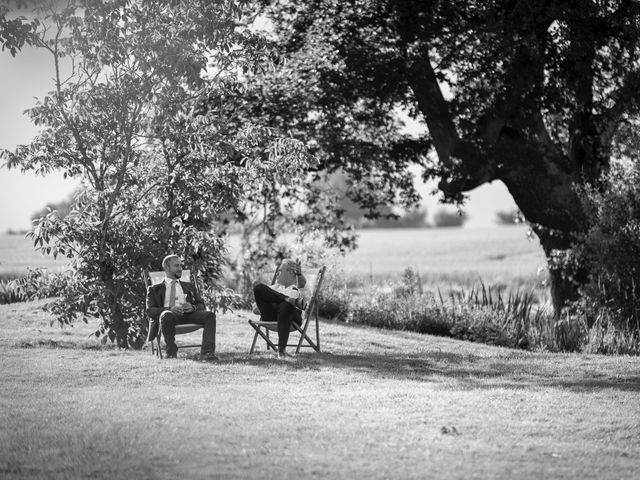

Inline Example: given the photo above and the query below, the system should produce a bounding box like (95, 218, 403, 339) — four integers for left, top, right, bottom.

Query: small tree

(433, 208, 467, 228)
(362, 207, 429, 229)
(495, 209, 522, 226)
(2, 0, 312, 347)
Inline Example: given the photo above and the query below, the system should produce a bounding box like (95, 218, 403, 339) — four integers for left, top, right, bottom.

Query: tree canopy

(256, 0, 640, 311)
(1, 0, 316, 346)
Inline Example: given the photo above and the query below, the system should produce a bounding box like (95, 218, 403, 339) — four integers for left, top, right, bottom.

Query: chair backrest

(305, 265, 327, 306)
(302, 266, 327, 313)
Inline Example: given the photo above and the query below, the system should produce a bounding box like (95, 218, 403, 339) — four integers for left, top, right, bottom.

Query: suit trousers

(159, 309, 216, 355)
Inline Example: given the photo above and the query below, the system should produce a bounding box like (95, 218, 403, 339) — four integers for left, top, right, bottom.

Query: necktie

(168, 280, 176, 308)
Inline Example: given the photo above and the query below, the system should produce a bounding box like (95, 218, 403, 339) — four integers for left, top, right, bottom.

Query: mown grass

(2, 300, 640, 480)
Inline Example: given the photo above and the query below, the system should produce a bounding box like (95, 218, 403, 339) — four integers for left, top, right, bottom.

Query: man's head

(162, 255, 183, 280)
(276, 258, 298, 286)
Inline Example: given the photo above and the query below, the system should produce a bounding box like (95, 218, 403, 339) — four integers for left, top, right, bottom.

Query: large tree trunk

(403, 39, 607, 316)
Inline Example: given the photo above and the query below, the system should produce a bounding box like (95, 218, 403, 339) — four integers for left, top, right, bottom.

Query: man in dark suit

(146, 254, 216, 359)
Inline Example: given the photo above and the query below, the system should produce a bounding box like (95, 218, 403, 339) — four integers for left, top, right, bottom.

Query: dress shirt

(163, 277, 186, 308)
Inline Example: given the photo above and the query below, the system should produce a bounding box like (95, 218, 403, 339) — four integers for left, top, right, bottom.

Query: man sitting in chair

(253, 258, 308, 358)
(146, 254, 216, 359)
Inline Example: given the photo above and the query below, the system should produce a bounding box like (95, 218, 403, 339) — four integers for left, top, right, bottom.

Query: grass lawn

(1, 300, 640, 480)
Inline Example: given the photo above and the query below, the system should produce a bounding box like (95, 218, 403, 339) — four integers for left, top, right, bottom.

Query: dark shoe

(147, 319, 159, 342)
(165, 346, 178, 359)
(200, 351, 218, 361)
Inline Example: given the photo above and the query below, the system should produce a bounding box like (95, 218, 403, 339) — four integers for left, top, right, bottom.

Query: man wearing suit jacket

(146, 254, 216, 359)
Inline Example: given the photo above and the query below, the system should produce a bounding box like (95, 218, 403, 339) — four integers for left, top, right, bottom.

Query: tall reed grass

(318, 267, 640, 354)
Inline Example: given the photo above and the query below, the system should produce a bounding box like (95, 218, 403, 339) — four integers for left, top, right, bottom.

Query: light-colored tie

(168, 280, 176, 308)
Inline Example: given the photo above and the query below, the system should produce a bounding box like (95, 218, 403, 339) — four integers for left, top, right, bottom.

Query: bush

(339, 276, 553, 349)
(0, 268, 70, 305)
(0, 280, 28, 304)
(575, 160, 640, 332)
(495, 209, 522, 225)
(433, 209, 468, 228)
(316, 268, 353, 321)
(583, 313, 640, 355)
(316, 266, 640, 354)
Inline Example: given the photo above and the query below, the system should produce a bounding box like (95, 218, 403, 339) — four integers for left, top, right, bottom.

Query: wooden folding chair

(141, 269, 204, 359)
(249, 265, 327, 354)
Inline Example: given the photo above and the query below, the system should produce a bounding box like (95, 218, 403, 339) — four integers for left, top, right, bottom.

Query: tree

(572, 159, 640, 330)
(2, 0, 312, 347)
(0, 0, 39, 56)
(30, 191, 76, 222)
(257, 0, 640, 314)
(495, 209, 521, 226)
(433, 208, 467, 228)
(362, 207, 429, 228)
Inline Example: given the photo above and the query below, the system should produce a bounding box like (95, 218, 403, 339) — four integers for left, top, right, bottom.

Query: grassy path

(1, 300, 639, 479)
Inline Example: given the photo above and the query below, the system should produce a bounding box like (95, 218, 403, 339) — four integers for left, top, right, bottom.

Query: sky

(0, 43, 518, 233)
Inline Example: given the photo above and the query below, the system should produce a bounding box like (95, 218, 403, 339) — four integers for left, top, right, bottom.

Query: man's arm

(186, 282, 206, 311)
(146, 285, 164, 320)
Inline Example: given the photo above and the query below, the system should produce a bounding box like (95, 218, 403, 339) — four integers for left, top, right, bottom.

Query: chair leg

(294, 317, 319, 354)
(250, 330, 259, 353)
(156, 336, 163, 359)
(266, 329, 274, 350)
(248, 321, 278, 353)
(315, 303, 321, 352)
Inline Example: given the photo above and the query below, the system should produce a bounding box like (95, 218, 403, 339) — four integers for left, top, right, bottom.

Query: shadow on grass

(12, 325, 640, 394)
(217, 350, 640, 393)
(15, 339, 107, 350)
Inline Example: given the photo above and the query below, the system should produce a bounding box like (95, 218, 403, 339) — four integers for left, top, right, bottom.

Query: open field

(0, 234, 69, 279)
(0, 225, 546, 283)
(335, 226, 546, 281)
(1, 300, 639, 479)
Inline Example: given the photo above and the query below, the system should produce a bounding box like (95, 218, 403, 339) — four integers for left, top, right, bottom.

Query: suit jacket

(146, 280, 206, 321)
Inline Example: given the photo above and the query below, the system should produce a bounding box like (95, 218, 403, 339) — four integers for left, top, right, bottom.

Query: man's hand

(182, 303, 195, 313)
(293, 259, 302, 276)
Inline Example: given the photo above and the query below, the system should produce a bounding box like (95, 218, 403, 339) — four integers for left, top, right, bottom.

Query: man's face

(164, 257, 183, 280)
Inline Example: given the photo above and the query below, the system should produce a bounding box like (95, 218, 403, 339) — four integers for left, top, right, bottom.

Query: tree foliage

(433, 208, 467, 228)
(495, 209, 522, 226)
(1, 0, 315, 347)
(0, 0, 39, 56)
(571, 159, 640, 330)
(256, 0, 640, 313)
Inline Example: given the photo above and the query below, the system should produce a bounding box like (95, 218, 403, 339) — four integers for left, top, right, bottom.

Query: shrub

(316, 267, 640, 354)
(0, 280, 28, 304)
(583, 313, 640, 355)
(317, 268, 353, 321)
(12, 268, 70, 301)
(575, 160, 640, 332)
(495, 209, 522, 225)
(433, 209, 468, 228)
(347, 291, 451, 336)
(320, 271, 558, 350)
(0, 268, 70, 305)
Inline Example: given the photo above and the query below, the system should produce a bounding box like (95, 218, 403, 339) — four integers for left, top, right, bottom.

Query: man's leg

(159, 310, 179, 358)
(276, 301, 295, 353)
(254, 283, 286, 321)
(181, 310, 217, 355)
